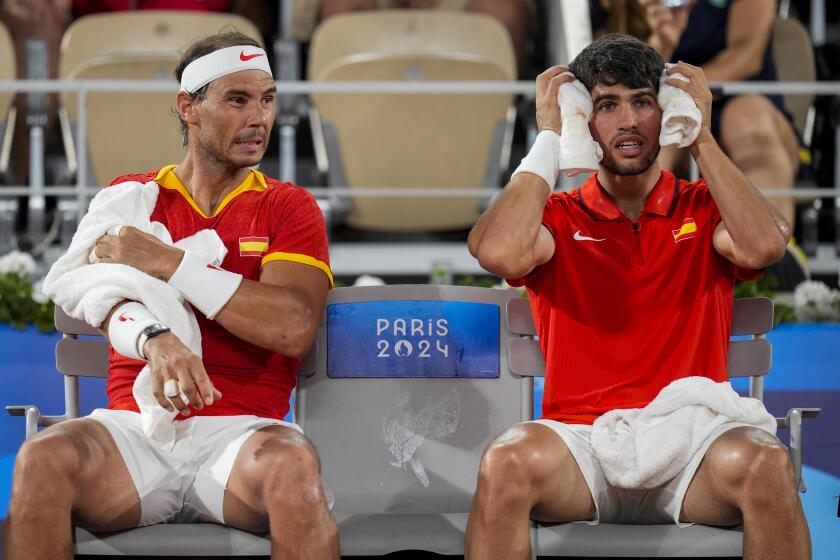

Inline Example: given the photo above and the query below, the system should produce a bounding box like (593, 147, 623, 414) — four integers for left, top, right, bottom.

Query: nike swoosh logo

(240, 51, 264, 61)
(118, 313, 134, 322)
(573, 230, 606, 242)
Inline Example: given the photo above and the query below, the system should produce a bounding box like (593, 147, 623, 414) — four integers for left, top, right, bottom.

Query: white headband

(180, 45, 273, 93)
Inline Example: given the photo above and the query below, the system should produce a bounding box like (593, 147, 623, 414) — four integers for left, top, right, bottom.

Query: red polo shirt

(106, 166, 332, 421)
(510, 170, 760, 425)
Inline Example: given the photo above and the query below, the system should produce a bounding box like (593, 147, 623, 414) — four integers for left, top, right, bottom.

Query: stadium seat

(529, 297, 821, 557)
(57, 11, 263, 187)
(298, 285, 537, 555)
(772, 16, 817, 138)
(308, 10, 517, 232)
(0, 20, 16, 183)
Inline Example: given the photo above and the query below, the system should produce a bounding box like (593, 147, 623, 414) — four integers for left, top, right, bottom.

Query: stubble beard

(599, 143, 661, 176)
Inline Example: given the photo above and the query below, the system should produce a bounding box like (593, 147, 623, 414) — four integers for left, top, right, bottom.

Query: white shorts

(528, 419, 752, 527)
(89, 409, 299, 526)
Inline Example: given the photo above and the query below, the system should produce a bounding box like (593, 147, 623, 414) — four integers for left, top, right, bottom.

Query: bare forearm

(213, 280, 318, 358)
(468, 174, 549, 278)
(701, 48, 764, 82)
(692, 132, 788, 265)
(705, 0, 772, 81)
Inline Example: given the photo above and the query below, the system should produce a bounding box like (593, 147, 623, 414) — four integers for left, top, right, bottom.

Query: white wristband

(168, 251, 243, 320)
(511, 130, 561, 192)
(107, 301, 159, 360)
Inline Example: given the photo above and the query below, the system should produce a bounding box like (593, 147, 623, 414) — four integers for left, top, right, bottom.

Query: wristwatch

(137, 323, 171, 359)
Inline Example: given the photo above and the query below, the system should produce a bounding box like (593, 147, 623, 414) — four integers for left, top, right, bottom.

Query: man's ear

(176, 91, 200, 129)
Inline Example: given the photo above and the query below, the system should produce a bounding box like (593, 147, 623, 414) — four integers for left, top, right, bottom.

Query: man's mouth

(613, 135, 644, 157)
(234, 138, 264, 150)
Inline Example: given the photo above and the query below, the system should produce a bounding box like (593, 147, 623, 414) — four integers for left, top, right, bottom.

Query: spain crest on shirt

(239, 236, 269, 257)
(672, 218, 697, 243)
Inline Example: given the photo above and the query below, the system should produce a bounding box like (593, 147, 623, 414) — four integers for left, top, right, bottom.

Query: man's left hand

(664, 62, 714, 147)
(94, 226, 184, 280)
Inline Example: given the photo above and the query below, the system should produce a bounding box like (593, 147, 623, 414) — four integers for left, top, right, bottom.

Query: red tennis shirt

(106, 165, 332, 420)
(509, 170, 760, 425)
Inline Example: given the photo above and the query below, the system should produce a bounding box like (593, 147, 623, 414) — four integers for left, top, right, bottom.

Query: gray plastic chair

(5, 307, 322, 556)
(297, 285, 538, 555)
(518, 297, 821, 558)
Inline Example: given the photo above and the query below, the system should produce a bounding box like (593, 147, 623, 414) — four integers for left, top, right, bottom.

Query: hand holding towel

(556, 76, 603, 176)
(658, 64, 703, 148)
(43, 181, 227, 451)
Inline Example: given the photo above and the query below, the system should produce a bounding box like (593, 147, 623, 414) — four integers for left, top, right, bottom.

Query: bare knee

(707, 428, 797, 511)
(720, 96, 790, 163)
(12, 432, 81, 506)
(475, 428, 551, 510)
(254, 434, 328, 513)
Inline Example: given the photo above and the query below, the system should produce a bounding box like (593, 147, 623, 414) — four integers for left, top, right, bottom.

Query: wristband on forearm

(167, 251, 243, 319)
(107, 301, 160, 360)
(511, 130, 561, 192)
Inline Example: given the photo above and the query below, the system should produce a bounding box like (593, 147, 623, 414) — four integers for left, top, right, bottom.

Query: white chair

(308, 10, 517, 232)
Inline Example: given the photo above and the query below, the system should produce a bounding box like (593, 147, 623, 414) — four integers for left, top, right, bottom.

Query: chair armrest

(776, 408, 822, 492)
(6, 405, 42, 439)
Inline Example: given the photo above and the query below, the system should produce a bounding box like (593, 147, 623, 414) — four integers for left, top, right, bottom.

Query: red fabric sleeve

(261, 187, 333, 287)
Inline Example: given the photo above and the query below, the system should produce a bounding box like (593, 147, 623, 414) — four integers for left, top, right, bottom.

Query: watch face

(143, 324, 170, 336)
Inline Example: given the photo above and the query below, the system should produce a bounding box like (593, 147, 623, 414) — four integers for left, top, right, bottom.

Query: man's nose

(616, 104, 640, 129)
(246, 103, 271, 126)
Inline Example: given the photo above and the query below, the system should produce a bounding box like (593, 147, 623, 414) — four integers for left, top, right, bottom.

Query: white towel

(556, 76, 603, 176)
(42, 180, 227, 451)
(658, 64, 703, 148)
(590, 376, 776, 489)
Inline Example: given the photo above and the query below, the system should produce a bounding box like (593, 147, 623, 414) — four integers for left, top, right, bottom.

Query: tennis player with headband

(5, 31, 338, 559)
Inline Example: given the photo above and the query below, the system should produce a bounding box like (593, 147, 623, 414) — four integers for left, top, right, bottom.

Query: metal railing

(0, 78, 838, 264)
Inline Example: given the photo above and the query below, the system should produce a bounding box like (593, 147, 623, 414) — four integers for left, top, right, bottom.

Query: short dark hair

(569, 33, 664, 94)
(174, 30, 262, 146)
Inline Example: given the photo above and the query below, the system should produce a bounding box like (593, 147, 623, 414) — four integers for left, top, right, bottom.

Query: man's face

(588, 82, 662, 176)
(190, 69, 276, 169)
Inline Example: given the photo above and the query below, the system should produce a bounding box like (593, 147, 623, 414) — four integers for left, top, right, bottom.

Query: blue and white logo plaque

(327, 300, 500, 378)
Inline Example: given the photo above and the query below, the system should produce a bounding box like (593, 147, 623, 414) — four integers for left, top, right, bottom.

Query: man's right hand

(535, 65, 575, 134)
(143, 333, 222, 416)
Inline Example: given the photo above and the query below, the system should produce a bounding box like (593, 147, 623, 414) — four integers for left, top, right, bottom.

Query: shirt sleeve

(261, 187, 334, 288)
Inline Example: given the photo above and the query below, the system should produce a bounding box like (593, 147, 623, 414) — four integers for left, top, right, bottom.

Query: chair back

(65, 55, 183, 185)
(772, 16, 816, 135)
(297, 286, 533, 519)
(59, 11, 263, 185)
(60, 10, 264, 79)
(54, 307, 109, 378)
(308, 10, 516, 231)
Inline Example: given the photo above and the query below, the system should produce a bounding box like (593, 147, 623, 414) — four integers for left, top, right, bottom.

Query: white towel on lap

(591, 376, 777, 489)
(42, 180, 227, 451)
(658, 64, 703, 148)
(556, 77, 603, 176)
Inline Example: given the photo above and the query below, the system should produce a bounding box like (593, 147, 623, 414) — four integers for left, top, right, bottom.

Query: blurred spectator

(293, 0, 534, 74)
(0, 0, 272, 185)
(591, 0, 807, 287)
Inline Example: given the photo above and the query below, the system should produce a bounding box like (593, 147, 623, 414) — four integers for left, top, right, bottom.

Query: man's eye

(230, 97, 245, 104)
(600, 102, 616, 111)
(635, 99, 651, 107)
(262, 96, 275, 104)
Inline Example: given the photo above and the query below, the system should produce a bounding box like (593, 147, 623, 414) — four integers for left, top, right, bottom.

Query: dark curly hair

(569, 33, 664, 94)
